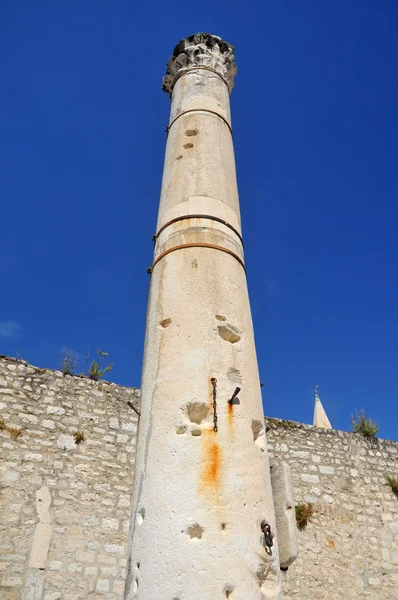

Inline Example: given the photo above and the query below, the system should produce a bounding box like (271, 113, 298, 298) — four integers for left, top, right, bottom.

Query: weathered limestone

(28, 486, 52, 569)
(0, 356, 140, 599)
(270, 463, 298, 569)
(313, 386, 332, 429)
(2, 356, 398, 599)
(162, 32, 237, 94)
(125, 33, 282, 600)
(22, 569, 45, 600)
(266, 418, 398, 600)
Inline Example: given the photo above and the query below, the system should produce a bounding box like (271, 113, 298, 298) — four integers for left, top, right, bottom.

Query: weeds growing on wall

(60, 347, 80, 375)
(351, 409, 378, 438)
(384, 475, 398, 499)
(74, 431, 85, 445)
(295, 503, 314, 531)
(0, 417, 23, 440)
(59, 347, 114, 380)
(87, 349, 113, 381)
(15, 347, 27, 362)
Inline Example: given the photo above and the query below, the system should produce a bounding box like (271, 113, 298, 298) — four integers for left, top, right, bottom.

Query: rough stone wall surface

(2, 354, 398, 600)
(265, 418, 398, 600)
(0, 357, 140, 600)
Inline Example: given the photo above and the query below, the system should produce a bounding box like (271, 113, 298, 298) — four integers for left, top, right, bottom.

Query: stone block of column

(270, 462, 299, 569)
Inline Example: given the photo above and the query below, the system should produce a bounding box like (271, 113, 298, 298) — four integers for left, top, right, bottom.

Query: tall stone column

(125, 33, 283, 600)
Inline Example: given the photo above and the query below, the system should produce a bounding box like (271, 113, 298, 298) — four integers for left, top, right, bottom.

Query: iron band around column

(166, 108, 232, 136)
(153, 214, 244, 246)
(147, 243, 246, 275)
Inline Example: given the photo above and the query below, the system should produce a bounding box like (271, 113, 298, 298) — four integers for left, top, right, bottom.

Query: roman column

(125, 32, 283, 600)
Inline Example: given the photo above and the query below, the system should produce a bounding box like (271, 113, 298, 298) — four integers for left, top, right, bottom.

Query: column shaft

(125, 34, 283, 600)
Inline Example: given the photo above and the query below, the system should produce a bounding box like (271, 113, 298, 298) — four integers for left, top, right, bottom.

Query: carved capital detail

(162, 32, 237, 95)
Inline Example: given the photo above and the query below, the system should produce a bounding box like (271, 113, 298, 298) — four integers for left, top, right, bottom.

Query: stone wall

(0, 357, 140, 600)
(266, 418, 398, 600)
(2, 354, 398, 600)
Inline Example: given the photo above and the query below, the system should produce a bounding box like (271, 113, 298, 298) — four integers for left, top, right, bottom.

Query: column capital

(162, 32, 237, 95)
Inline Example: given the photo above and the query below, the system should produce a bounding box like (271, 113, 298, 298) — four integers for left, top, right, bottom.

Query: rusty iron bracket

(211, 378, 218, 432)
(261, 521, 274, 555)
(228, 387, 241, 405)
(127, 401, 141, 417)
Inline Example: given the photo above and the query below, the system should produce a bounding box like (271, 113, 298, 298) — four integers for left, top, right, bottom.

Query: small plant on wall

(87, 349, 113, 381)
(60, 347, 79, 375)
(384, 475, 398, 499)
(295, 503, 314, 531)
(351, 409, 378, 439)
(74, 431, 85, 445)
(0, 417, 23, 441)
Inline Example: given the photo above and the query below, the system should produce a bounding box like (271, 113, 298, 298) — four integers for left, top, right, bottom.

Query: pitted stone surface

(270, 462, 298, 569)
(127, 33, 282, 600)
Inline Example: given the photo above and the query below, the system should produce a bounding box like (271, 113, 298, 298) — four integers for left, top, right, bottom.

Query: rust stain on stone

(203, 441, 220, 486)
(200, 430, 221, 490)
(327, 537, 335, 550)
(228, 401, 234, 428)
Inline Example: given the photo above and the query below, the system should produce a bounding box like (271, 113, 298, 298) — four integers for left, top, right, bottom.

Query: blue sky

(1, 1, 397, 440)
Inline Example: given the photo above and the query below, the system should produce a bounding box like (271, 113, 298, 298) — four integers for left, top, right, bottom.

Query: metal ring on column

(152, 214, 243, 246)
(169, 66, 231, 93)
(166, 108, 232, 136)
(147, 243, 246, 275)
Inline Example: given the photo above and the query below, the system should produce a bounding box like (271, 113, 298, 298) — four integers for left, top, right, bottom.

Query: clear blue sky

(1, 1, 397, 440)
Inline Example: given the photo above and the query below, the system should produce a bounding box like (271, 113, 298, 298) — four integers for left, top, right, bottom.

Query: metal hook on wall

(228, 386, 241, 405)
